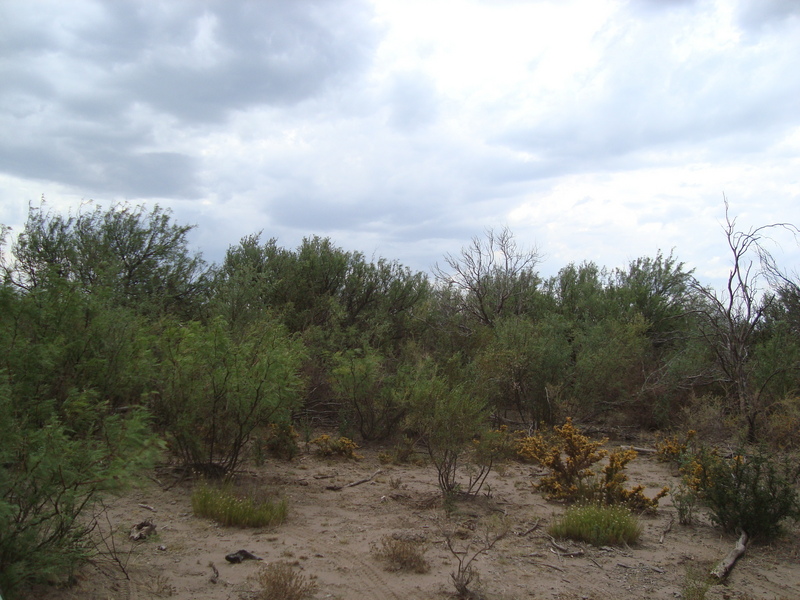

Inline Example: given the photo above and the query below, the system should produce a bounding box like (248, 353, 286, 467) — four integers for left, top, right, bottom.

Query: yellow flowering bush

(517, 418, 607, 500)
(518, 418, 668, 511)
(310, 434, 362, 460)
(654, 430, 696, 464)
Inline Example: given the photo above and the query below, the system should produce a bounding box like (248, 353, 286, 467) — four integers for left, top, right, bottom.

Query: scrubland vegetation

(1, 201, 799, 598)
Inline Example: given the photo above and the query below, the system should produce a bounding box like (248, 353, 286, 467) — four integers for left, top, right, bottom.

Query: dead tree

(692, 199, 798, 441)
(433, 227, 542, 328)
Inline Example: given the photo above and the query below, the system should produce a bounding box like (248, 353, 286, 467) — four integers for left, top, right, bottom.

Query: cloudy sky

(1, 0, 799, 287)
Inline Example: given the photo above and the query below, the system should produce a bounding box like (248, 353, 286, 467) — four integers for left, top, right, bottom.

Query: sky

(1, 0, 799, 288)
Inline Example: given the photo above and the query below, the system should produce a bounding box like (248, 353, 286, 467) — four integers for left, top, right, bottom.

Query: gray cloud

(0, 0, 377, 197)
(1, 0, 798, 286)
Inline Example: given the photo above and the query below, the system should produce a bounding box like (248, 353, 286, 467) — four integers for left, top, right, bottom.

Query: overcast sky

(1, 0, 799, 287)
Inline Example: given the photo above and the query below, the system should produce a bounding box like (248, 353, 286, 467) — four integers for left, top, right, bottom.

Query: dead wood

(515, 519, 542, 537)
(129, 519, 156, 541)
(326, 468, 382, 491)
(710, 530, 748, 580)
(621, 445, 657, 454)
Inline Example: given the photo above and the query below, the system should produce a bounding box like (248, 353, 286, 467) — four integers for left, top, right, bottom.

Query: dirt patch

(39, 443, 800, 600)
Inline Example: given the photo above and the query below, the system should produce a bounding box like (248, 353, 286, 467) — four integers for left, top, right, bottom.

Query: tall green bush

(0, 383, 159, 597)
(400, 357, 489, 497)
(153, 316, 305, 475)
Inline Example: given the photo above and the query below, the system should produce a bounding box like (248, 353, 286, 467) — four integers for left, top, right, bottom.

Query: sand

(38, 439, 800, 600)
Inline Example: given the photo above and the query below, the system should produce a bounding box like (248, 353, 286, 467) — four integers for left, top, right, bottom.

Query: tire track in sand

(280, 527, 405, 600)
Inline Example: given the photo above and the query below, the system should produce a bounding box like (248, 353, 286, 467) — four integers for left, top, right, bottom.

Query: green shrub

(0, 403, 159, 598)
(263, 422, 300, 460)
(548, 504, 642, 546)
(153, 316, 305, 476)
(191, 482, 287, 528)
(684, 447, 800, 541)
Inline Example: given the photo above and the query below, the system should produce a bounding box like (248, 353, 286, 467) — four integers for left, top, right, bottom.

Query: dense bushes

(1, 202, 799, 596)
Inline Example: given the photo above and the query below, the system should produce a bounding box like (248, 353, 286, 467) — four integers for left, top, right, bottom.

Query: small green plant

(191, 482, 287, 528)
(672, 483, 698, 525)
(372, 535, 430, 573)
(309, 434, 362, 459)
(681, 564, 713, 600)
(252, 561, 317, 600)
(683, 447, 800, 541)
(548, 504, 642, 546)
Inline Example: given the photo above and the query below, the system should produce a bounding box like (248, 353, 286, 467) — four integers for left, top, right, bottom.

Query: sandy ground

(37, 437, 800, 600)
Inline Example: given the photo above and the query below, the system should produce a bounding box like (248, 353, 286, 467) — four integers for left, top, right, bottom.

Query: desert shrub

(762, 396, 800, 451)
(372, 535, 430, 573)
(677, 395, 737, 444)
(548, 504, 642, 546)
(681, 565, 713, 600)
(400, 358, 490, 498)
(330, 347, 406, 441)
(0, 403, 159, 598)
(655, 430, 697, 464)
(263, 422, 300, 460)
(672, 483, 698, 525)
(253, 561, 317, 600)
(378, 435, 424, 465)
(191, 482, 287, 528)
(153, 316, 305, 476)
(683, 447, 800, 541)
(518, 418, 667, 510)
(597, 449, 669, 511)
(517, 418, 608, 500)
(309, 434, 362, 459)
(443, 515, 509, 599)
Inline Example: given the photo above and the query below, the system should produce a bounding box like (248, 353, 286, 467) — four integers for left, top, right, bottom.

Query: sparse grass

(548, 504, 642, 546)
(681, 564, 713, 600)
(372, 535, 430, 573)
(252, 561, 317, 600)
(191, 481, 287, 528)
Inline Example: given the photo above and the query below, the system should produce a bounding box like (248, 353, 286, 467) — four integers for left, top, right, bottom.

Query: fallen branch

(528, 560, 564, 572)
(551, 547, 584, 558)
(710, 530, 748, 580)
(516, 519, 542, 537)
(621, 445, 657, 454)
(326, 469, 382, 491)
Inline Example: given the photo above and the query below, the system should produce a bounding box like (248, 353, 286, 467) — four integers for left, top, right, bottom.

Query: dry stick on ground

(621, 445, 657, 454)
(711, 531, 748, 580)
(326, 469, 383, 491)
(515, 519, 542, 537)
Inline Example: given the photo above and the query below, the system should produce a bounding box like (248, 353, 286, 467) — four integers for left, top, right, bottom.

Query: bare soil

(39, 437, 800, 600)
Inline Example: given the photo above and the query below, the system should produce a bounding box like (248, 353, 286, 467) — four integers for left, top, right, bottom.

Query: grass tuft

(191, 481, 287, 528)
(252, 561, 317, 600)
(372, 535, 430, 573)
(548, 503, 641, 546)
